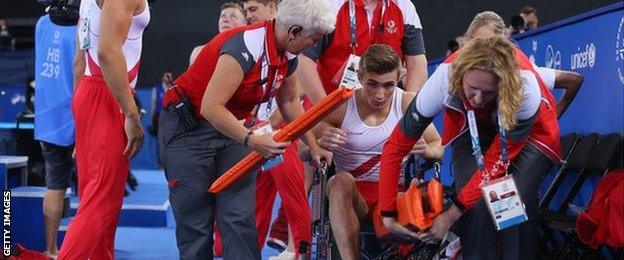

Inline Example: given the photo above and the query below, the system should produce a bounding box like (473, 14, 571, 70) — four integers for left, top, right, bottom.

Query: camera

(37, 0, 80, 26)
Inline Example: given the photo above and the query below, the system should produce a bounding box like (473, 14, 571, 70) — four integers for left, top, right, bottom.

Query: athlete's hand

(123, 114, 144, 159)
(382, 217, 429, 241)
(309, 145, 333, 168)
(249, 133, 291, 158)
(318, 127, 347, 150)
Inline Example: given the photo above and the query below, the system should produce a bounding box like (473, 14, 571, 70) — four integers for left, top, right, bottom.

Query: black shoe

(127, 171, 138, 191)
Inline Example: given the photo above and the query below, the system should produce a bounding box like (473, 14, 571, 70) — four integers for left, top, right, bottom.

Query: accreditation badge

(332, 54, 362, 90)
(481, 175, 528, 230)
(251, 122, 284, 171)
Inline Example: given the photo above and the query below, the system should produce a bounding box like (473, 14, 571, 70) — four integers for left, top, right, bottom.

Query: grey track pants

(451, 132, 552, 260)
(159, 109, 260, 260)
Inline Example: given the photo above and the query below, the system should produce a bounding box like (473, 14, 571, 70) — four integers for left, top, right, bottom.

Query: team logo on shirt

(242, 52, 250, 62)
(386, 20, 397, 34)
(273, 74, 285, 92)
(53, 30, 61, 44)
(411, 111, 420, 121)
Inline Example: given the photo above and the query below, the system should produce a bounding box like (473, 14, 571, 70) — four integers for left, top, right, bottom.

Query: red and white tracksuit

(379, 48, 562, 215)
(59, 0, 149, 259)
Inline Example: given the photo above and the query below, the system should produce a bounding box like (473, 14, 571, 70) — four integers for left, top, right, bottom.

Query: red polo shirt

(304, 0, 425, 93)
(164, 20, 298, 119)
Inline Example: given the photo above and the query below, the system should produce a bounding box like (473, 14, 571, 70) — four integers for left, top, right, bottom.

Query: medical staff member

(379, 36, 561, 259)
(159, 0, 335, 258)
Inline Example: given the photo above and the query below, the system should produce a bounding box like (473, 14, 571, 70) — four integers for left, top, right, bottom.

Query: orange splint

(208, 87, 354, 194)
(373, 178, 444, 241)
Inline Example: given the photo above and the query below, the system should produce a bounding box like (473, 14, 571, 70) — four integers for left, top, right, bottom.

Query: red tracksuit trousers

(59, 77, 129, 260)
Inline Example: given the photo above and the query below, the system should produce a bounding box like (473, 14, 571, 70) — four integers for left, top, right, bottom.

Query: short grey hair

(276, 0, 335, 36)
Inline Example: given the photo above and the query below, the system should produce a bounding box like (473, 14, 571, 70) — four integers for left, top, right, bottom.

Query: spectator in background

(0, 18, 15, 51)
(189, 2, 248, 66)
(243, 0, 278, 25)
(218, 1, 248, 32)
(510, 14, 526, 35)
(147, 70, 173, 137)
(520, 6, 539, 30)
(446, 38, 459, 56)
(455, 35, 466, 48)
(21, 76, 35, 117)
(0, 18, 9, 35)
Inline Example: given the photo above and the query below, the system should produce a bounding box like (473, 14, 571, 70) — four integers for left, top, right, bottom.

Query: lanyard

(348, 0, 387, 52)
(249, 39, 279, 127)
(466, 109, 509, 184)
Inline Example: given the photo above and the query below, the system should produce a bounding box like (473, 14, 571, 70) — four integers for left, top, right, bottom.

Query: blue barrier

(0, 50, 35, 86)
(426, 3, 624, 186)
(429, 2, 624, 136)
(515, 2, 623, 135)
(0, 85, 160, 169)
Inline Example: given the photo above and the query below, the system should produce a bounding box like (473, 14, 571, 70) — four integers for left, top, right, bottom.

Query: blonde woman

(378, 36, 561, 259)
(466, 11, 583, 118)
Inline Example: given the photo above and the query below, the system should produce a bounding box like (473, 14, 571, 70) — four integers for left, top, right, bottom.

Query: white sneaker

(268, 250, 296, 260)
(266, 237, 288, 252)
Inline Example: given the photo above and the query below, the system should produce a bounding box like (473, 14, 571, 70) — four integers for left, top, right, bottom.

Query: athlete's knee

(327, 172, 355, 197)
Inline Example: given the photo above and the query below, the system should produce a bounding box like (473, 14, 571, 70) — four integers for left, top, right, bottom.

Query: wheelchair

(309, 157, 456, 260)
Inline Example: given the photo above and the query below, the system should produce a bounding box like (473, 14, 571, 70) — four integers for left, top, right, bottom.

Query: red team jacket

(379, 48, 562, 215)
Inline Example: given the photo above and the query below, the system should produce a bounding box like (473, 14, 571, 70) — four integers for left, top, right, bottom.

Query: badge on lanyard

(467, 110, 528, 230)
(332, 54, 362, 89)
(340, 54, 361, 89)
(481, 175, 527, 230)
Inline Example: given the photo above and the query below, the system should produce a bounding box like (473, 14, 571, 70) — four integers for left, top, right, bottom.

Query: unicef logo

(545, 45, 561, 69)
(616, 15, 624, 85)
(570, 43, 597, 70)
(587, 43, 596, 68)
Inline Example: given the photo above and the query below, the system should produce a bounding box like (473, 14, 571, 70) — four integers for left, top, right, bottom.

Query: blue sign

(515, 2, 624, 135)
(427, 3, 623, 136)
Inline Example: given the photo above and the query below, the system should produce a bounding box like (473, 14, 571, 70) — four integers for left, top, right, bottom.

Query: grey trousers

(159, 109, 260, 260)
(451, 132, 552, 260)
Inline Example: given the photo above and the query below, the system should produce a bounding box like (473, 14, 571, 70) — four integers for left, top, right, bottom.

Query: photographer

(33, 0, 79, 257)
